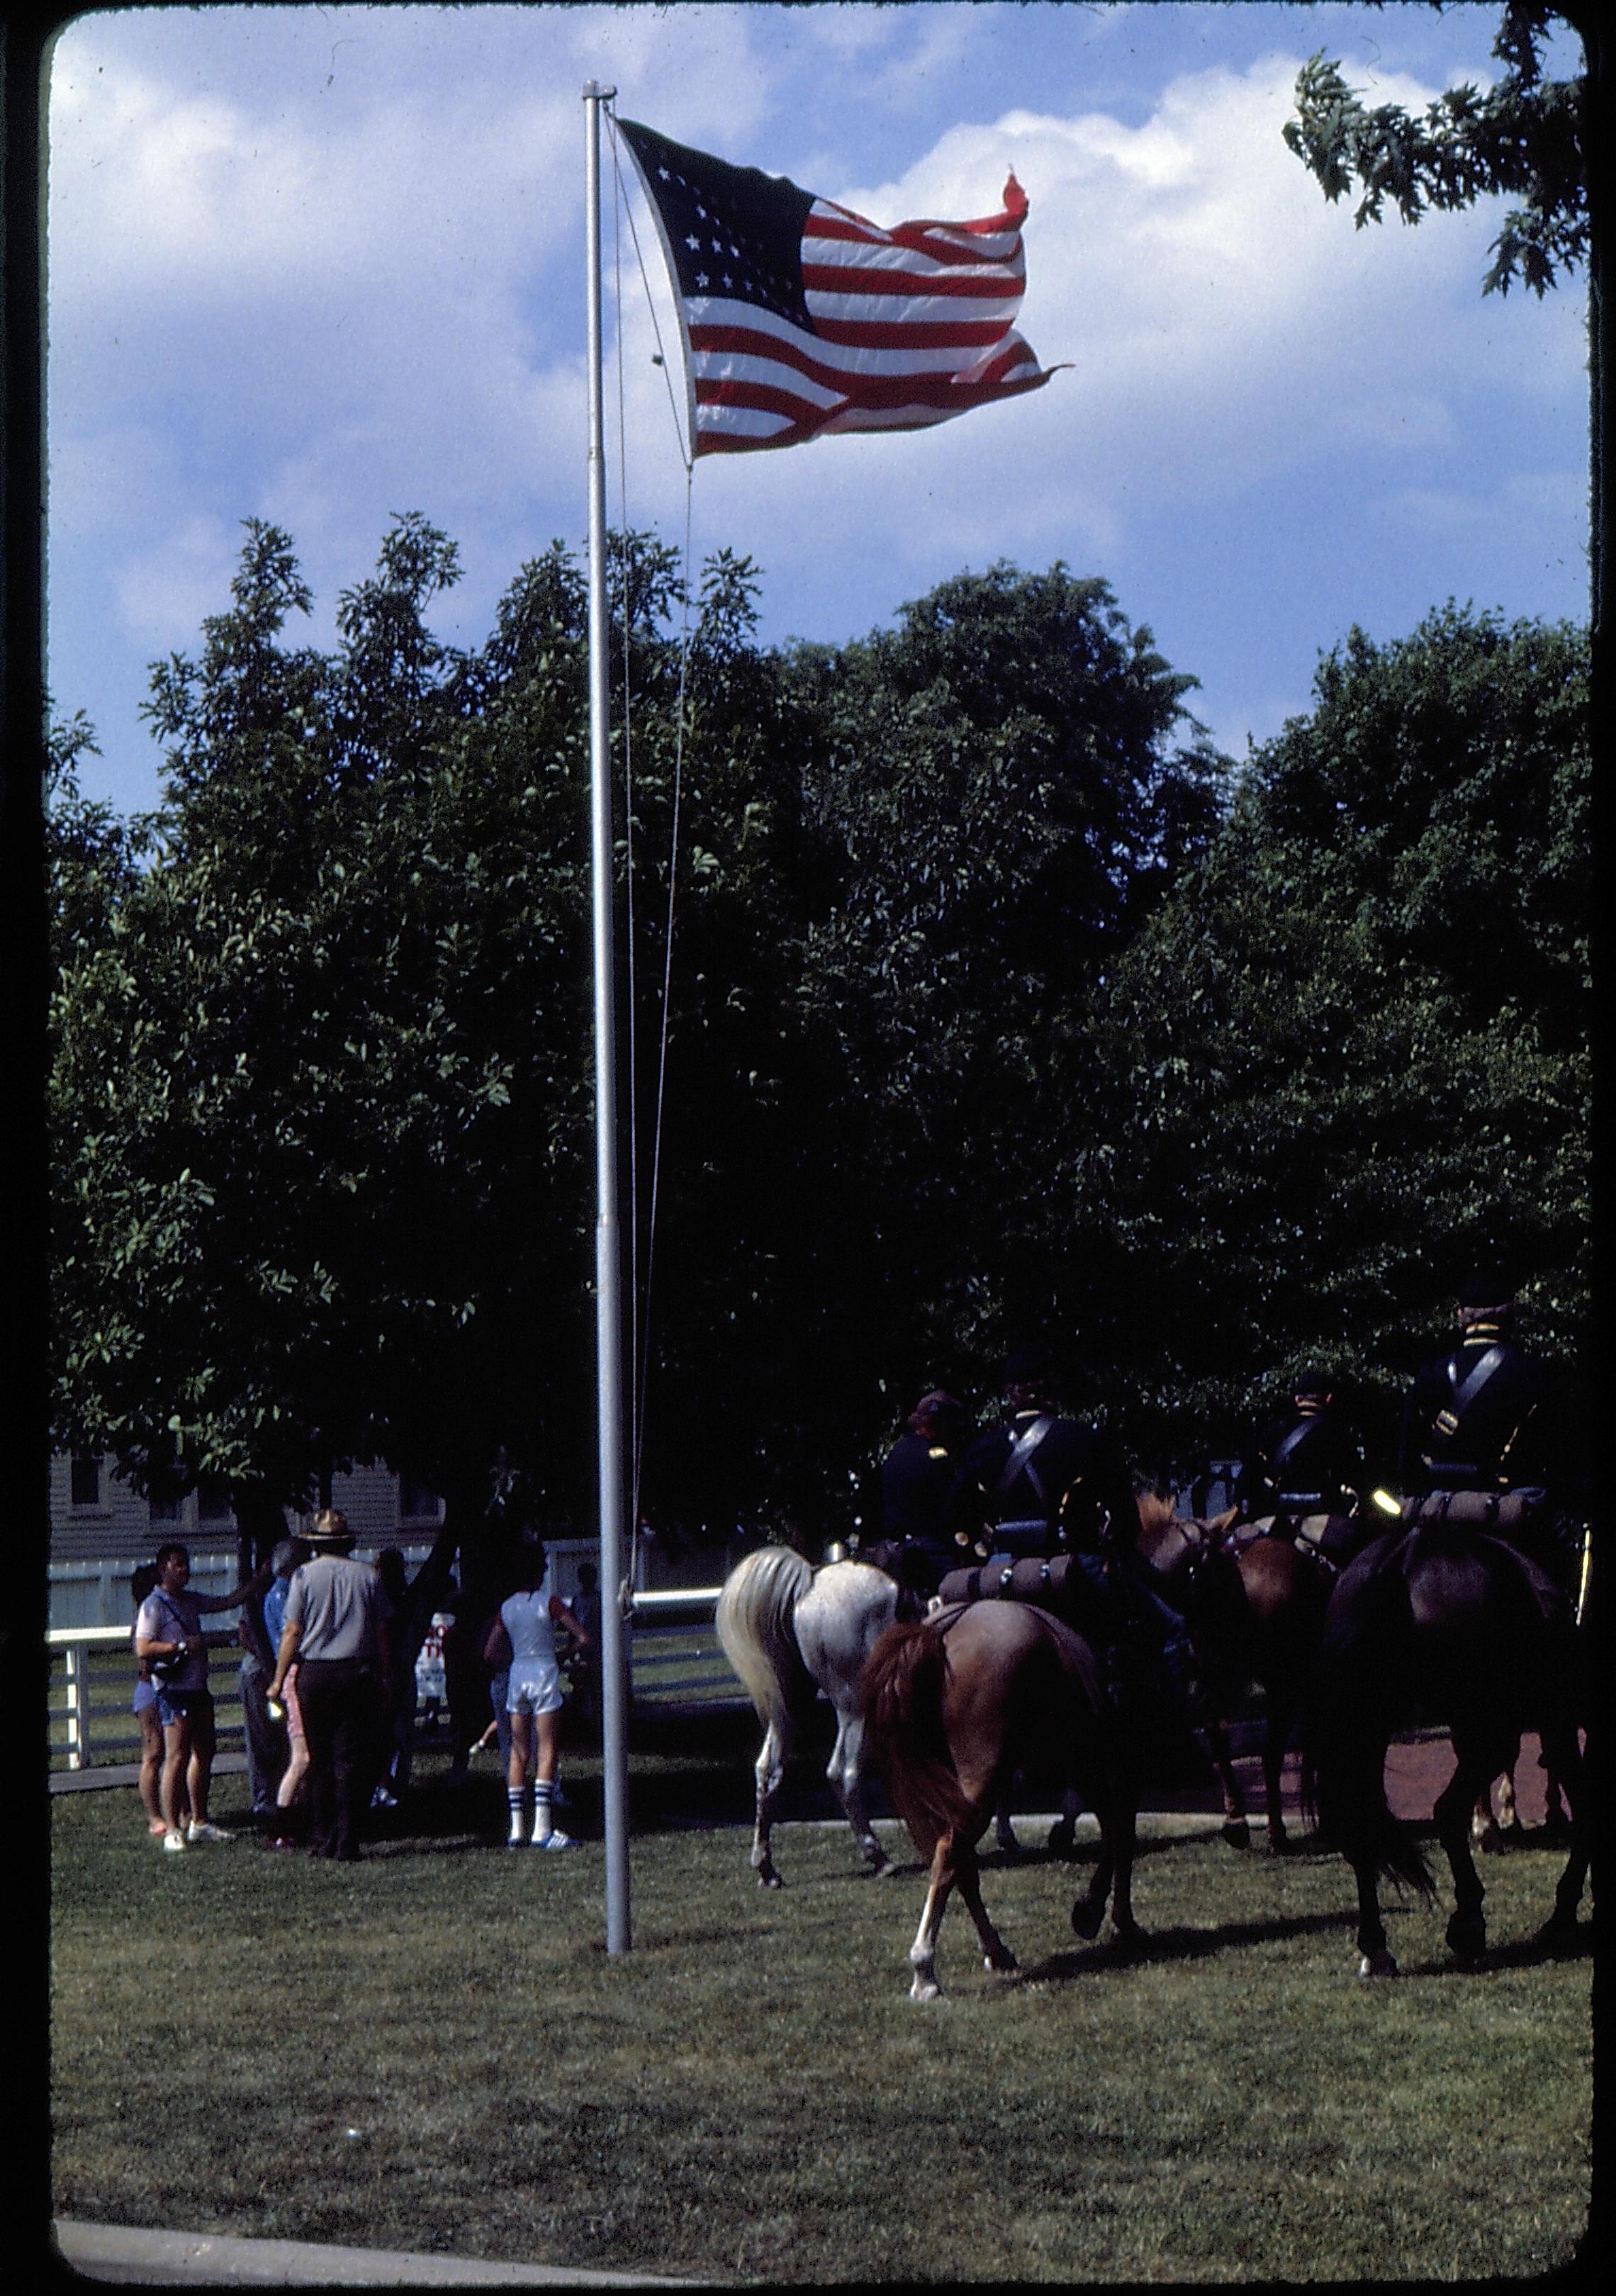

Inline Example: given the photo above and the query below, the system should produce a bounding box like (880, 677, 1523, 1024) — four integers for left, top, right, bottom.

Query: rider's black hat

(1457, 1268, 1513, 1310)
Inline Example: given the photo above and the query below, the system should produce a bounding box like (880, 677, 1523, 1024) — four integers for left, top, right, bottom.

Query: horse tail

(1301, 1605, 1434, 1901)
(860, 1618, 967, 1855)
(715, 1546, 816, 1731)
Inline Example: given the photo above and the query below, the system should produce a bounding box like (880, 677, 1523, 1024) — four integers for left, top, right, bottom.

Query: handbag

(147, 1592, 192, 1679)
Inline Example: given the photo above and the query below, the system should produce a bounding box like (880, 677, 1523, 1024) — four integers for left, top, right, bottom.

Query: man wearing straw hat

(267, 1509, 394, 1862)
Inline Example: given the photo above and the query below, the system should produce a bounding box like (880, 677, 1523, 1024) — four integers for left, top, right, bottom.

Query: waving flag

(617, 118, 1058, 456)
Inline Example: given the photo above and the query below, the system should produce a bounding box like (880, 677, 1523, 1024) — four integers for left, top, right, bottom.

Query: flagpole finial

(582, 79, 617, 102)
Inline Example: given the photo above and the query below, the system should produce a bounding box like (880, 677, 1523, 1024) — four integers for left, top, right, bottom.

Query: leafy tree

(783, 563, 1229, 1486)
(46, 517, 839, 1561)
(1284, 2, 1590, 296)
(1079, 605, 1590, 1470)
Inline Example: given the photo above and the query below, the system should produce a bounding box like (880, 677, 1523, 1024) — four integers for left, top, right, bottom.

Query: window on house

(147, 1490, 185, 1523)
(69, 1456, 101, 1508)
(198, 1482, 234, 1522)
(399, 1475, 442, 1522)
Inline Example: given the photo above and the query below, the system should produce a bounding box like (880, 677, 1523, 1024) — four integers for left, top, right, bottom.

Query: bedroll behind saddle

(938, 1555, 1082, 1607)
(1403, 1489, 1546, 1534)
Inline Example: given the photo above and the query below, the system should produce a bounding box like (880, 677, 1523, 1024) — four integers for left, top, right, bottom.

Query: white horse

(715, 1547, 900, 1886)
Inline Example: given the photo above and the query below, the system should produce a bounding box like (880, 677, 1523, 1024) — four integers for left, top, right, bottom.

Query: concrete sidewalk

(52, 2221, 702, 2286)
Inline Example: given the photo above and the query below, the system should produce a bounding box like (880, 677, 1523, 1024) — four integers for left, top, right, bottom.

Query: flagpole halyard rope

(606, 103, 698, 1576)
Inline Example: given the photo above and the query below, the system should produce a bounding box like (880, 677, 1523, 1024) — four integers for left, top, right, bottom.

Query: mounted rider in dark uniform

(943, 1348, 1201, 1712)
(1238, 1368, 1371, 1568)
(871, 1390, 966, 1600)
(1397, 1270, 1585, 1602)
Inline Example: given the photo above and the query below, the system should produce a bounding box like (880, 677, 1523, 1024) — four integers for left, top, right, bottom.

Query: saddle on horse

(935, 1554, 1201, 1721)
(1241, 1512, 1362, 1572)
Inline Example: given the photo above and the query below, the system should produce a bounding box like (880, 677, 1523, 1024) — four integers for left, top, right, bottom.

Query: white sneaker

(162, 1830, 186, 1853)
(186, 1821, 232, 1844)
(531, 1830, 578, 1851)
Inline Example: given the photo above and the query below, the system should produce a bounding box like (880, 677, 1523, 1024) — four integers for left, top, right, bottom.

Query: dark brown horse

(1302, 1523, 1589, 1975)
(861, 1599, 1138, 2000)
(1134, 1492, 1332, 1853)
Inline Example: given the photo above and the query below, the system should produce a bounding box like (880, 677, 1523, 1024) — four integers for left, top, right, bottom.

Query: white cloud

(111, 512, 240, 652)
(43, 5, 1588, 820)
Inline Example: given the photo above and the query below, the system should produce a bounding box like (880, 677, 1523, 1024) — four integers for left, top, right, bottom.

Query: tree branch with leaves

(1284, 1, 1588, 296)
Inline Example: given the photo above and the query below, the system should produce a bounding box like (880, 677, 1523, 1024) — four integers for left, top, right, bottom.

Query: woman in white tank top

(482, 1536, 591, 1849)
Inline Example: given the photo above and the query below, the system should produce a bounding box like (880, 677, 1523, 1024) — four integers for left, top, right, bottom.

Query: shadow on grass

(1019, 1904, 1357, 1982)
(1399, 1918, 1595, 1979)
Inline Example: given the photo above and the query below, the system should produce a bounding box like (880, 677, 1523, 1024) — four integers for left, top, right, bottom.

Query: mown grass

(50, 1753, 1592, 2283)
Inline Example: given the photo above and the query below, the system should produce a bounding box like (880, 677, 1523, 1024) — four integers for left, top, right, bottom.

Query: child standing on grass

(481, 1535, 590, 1850)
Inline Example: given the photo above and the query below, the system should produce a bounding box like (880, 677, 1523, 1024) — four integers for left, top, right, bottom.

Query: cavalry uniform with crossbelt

(1238, 1373, 1369, 1569)
(1396, 1271, 1585, 1603)
(941, 1349, 1201, 1714)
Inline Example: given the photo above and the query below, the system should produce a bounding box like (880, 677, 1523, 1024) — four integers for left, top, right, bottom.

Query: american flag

(617, 118, 1057, 456)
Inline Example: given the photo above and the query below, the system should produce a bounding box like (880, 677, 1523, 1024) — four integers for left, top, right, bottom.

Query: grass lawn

(50, 1750, 1592, 2283)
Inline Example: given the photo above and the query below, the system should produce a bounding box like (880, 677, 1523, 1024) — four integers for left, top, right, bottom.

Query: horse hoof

(1446, 1913, 1486, 1964)
(1358, 1949, 1398, 1979)
(756, 1868, 784, 1891)
(1071, 1898, 1105, 1942)
(1267, 1829, 1289, 1858)
(1047, 1821, 1075, 1859)
(1111, 1918, 1144, 1952)
(1221, 1819, 1252, 1850)
(984, 1952, 1019, 1979)
(909, 1976, 942, 2004)
(1474, 1823, 1503, 1856)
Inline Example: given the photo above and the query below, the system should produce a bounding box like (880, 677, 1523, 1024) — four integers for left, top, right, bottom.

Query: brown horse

(1302, 1523, 1588, 1975)
(1134, 1492, 1332, 1853)
(861, 1599, 1138, 2001)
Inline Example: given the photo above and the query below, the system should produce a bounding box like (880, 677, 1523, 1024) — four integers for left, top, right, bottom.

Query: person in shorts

(481, 1535, 590, 1850)
(130, 1563, 189, 1840)
(135, 1541, 272, 1852)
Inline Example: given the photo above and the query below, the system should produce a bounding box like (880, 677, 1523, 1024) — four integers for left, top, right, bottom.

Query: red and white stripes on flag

(617, 117, 1059, 457)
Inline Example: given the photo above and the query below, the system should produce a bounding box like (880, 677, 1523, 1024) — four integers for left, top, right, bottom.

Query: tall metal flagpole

(584, 77, 629, 1955)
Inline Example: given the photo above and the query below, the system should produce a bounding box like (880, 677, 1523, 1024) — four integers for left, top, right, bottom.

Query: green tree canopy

(1284, 2, 1589, 296)
(1079, 604, 1589, 1468)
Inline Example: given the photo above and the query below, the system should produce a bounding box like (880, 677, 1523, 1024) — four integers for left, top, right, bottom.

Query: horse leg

(1472, 1779, 1504, 1855)
(1072, 1835, 1111, 1941)
(1201, 1717, 1250, 1849)
(1260, 1699, 1292, 1855)
(1497, 1764, 1522, 1837)
(1048, 1784, 1084, 1859)
(1103, 1798, 1142, 1944)
(907, 1839, 958, 2003)
(953, 1840, 1019, 1978)
(1438, 1733, 1517, 1963)
(749, 1716, 790, 1889)
(1352, 1847, 1397, 1978)
(1537, 1721, 1588, 1939)
(994, 1786, 1022, 1859)
(825, 1708, 888, 1874)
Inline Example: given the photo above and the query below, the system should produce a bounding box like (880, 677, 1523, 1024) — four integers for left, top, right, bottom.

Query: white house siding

(47, 1455, 446, 1628)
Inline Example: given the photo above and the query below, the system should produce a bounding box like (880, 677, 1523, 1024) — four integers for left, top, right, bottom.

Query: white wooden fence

(47, 1587, 736, 1773)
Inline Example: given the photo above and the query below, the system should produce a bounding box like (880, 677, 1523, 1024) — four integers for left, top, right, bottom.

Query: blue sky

(46, 2, 1590, 817)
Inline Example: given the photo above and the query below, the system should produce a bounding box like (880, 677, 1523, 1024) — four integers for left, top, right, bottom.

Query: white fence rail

(48, 1587, 737, 1772)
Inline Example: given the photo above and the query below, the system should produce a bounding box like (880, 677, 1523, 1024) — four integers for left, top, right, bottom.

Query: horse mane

(714, 1545, 817, 1730)
(860, 1618, 969, 1857)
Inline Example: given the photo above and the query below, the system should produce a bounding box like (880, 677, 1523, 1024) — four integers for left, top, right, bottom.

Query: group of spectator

(129, 1509, 595, 1860)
